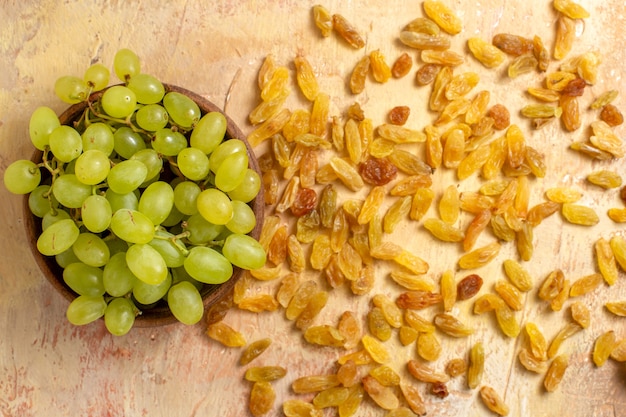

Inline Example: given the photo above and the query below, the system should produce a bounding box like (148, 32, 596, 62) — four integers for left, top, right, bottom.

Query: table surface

(1, 1, 625, 416)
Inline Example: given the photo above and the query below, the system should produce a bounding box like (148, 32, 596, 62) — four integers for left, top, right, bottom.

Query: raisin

(430, 381, 449, 398)
(391, 52, 413, 78)
(457, 274, 484, 300)
(332, 14, 365, 49)
(561, 77, 586, 96)
(416, 63, 441, 86)
(359, 157, 398, 186)
(290, 187, 317, 217)
(389, 106, 411, 125)
(488, 104, 510, 130)
(600, 104, 624, 127)
(492, 33, 534, 56)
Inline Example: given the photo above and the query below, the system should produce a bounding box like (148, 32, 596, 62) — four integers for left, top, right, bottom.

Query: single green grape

(52, 174, 92, 208)
(183, 246, 233, 284)
(55, 247, 81, 269)
(29, 185, 56, 218)
(214, 151, 248, 192)
(227, 168, 261, 203)
(130, 149, 163, 184)
(126, 243, 168, 285)
(132, 271, 171, 305)
(173, 181, 200, 215)
(162, 91, 200, 128)
(152, 128, 187, 156)
(83, 63, 110, 92)
(184, 213, 224, 245)
(105, 188, 138, 213)
(167, 281, 204, 325)
(54, 75, 90, 104)
(112, 126, 146, 159)
(72, 232, 110, 267)
(49, 125, 83, 163)
(104, 297, 136, 336)
(75, 149, 110, 185)
(196, 188, 233, 225)
(29, 106, 60, 150)
(62, 262, 105, 296)
(82, 122, 115, 156)
(138, 181, 174, 225)
(106, 237, 130, 257)
(148, 230, 186, 268)
(135, 104, 169, 131)
(176, 147, 210, 181)
(103, 252, 137, 297)
(127, 73, 165, 104)
(209, 139, 247, 173)
(107, 159, 148, 194)
(225, 200, 256, 234)
(101, 85, 137, 119)
(222, 233, 267, 270)
(66, 295, 107, 326)
(171, 266, 203, 290)
(3, 159, 41, 194)
(189, 111, 227, 154)
(37, 218, 80, 256)
(110, 209, 155, 244)
(81, 195, 112, 233)
(42, 208, 71, 230)
(161, 205, 186, 227)
(113, 48, 141, 82)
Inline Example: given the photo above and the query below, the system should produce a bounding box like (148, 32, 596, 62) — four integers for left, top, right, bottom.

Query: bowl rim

(24, 83, 264, 328)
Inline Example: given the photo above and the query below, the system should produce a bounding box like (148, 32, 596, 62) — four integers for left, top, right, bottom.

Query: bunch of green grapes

(3, 48, 265, 335)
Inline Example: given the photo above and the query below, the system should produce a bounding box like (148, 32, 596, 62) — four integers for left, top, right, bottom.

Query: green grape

(113, 48, 141, 82)
(167, 281, 204, 325)
(37, 218, 80, 256)
(81, 194, 112, 233)
(42, 208, 71, 230)
(225, 200, 256, 234)
(131, 149, 163, 184)
(227, 168, 261, 203)
(66, 295, 107, 326)
(3, 159, 41, 195)
(132, 271, 171, 305)
(173, 181, 200, 215)
(107, 159, 148, 194)
(152, 128, 187, 156)
(110, 209, 155, 244)
(176, 147, 210, 181)
(62, 262, 105, 296)
(209, 139, 247, 173)
(135, 104, 169, 131)
(126, 243, 168, 285)
(55, 247, 81, 268)
(83, 63, 110, 92)
(222, 233, 266, 270)
(148, 230, 186, 268)
(105, 188, 138, 213)
(214, 151, 248, 192)
(101, 85, 137, 119)
(113, 126, 146, 159)
(29, 106, 60, 150)
(106, 237, 130, 256)
(138, 181, 174, 225)
(74, 149, 110, 185)
(183, 246, 233, 284)
(162, 92, 200, 128)
(52, 174, 92, 208)
(196, 188, 233, 225)
(103, 252, 137, 297)
(171, 266, 203, 290)
(33, 189, 52, 219)
(189, 111, 227, 154)
(184, 213, 224, 245)
(104, 297, 136, 336)
(72, 232, 110, 267)
(49, 125, 83, 163)
(127, 73, 165, 104)
(81, 122, 115, 156)
(161, 205, 185, 227)
(54, 75, 90, 104)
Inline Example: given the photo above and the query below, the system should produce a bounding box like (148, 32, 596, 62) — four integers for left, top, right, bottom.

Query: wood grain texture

(0, 1, 625, 416)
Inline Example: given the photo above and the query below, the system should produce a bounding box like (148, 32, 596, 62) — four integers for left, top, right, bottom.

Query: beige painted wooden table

(1, 1, 625, 416)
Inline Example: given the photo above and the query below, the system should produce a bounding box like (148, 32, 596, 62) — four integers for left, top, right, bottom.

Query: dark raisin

(291, 188, 317, 217)
(359, 157, 398, 186)
(457, 274, 484, 300)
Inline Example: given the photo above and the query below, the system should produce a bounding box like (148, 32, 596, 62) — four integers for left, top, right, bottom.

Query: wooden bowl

(24, 84, 264, 327)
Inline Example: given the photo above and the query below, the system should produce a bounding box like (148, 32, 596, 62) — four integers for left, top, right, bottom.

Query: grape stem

(153, 229, 190, 256)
